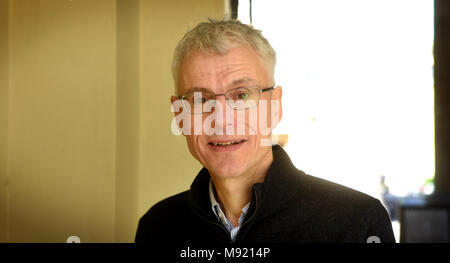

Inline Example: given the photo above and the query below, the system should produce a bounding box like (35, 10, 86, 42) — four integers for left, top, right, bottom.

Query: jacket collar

(187, 145, 303, 221)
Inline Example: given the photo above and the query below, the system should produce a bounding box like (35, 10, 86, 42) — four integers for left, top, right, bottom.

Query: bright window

(240, 0, 435, 199)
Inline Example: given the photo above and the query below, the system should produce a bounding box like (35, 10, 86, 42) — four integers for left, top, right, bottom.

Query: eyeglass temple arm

(260, 86, 275, 93)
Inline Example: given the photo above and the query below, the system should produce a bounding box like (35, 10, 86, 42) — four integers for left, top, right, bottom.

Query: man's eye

(235, 92, 250, 100)
(193, 97, 207, 104)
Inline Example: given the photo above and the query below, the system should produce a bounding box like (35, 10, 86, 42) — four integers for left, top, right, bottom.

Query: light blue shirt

(209, 180, 250, 242)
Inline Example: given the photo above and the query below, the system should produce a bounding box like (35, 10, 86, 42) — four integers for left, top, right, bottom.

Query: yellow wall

(0, 0, 9, 243)
(0, 0, 225, 242)
(115, 0, 140, 244)
(6, 0, 117, 242)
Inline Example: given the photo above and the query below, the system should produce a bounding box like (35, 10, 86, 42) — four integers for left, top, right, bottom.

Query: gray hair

(172, 18, 276, 93)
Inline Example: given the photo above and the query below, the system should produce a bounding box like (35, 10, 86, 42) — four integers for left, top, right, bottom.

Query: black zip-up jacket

(135, 145, 395, 244)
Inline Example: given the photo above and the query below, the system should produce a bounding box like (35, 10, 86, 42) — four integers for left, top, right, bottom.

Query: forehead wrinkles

(214, 63, 254, 85)
(189, 63, 255, 89)
(179, 47, 268, 93)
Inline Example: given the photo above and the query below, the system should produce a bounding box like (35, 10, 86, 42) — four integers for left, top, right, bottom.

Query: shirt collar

(209, 179, 250, 224)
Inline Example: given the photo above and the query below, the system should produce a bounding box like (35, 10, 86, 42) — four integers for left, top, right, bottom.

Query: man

(135, 19, 395, 244)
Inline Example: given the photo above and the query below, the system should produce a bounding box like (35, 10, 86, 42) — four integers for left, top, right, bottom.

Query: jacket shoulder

(294, 173, 395, 242)
(296, 172, 385, 221)
(298, 172, 379, 207)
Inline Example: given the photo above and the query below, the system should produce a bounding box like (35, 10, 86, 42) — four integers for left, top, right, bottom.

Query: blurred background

(0, 0, 449, 243)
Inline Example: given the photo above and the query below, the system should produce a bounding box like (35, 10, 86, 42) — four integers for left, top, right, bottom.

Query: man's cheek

(186, 136, 203, 161)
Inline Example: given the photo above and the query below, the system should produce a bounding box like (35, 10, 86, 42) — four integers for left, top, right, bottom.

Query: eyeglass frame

(176, 86, 275, 114)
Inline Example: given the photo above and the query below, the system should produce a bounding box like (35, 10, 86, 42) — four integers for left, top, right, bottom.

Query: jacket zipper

(233, 189, 258, 243)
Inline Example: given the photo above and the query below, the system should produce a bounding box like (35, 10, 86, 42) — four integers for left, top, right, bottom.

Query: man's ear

(271, 85, 283, 128)
(170, 96, 178, 109)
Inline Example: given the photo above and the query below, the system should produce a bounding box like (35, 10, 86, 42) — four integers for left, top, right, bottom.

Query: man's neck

(211, 148, 274, 227)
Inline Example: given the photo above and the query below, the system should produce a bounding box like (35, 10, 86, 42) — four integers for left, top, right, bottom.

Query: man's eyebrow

(189, 87, 212, 92)
(229, 77, 257, 87)
(180, 87, 212, 95)
(181, 78, 257, 95)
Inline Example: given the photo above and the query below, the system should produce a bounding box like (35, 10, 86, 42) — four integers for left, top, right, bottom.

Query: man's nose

(211, 95, 233, 134)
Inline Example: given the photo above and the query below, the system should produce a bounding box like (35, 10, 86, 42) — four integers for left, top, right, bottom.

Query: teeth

(212, 140, 243, 146)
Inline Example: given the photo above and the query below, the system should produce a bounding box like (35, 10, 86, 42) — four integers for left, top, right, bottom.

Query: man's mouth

(208, 140, 246, 147)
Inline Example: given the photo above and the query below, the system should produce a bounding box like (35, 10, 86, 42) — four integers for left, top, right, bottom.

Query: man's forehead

(178, 48, 268, 93)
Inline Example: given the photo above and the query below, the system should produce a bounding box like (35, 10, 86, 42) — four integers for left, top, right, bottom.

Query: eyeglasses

(177, 86, 274, 114)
